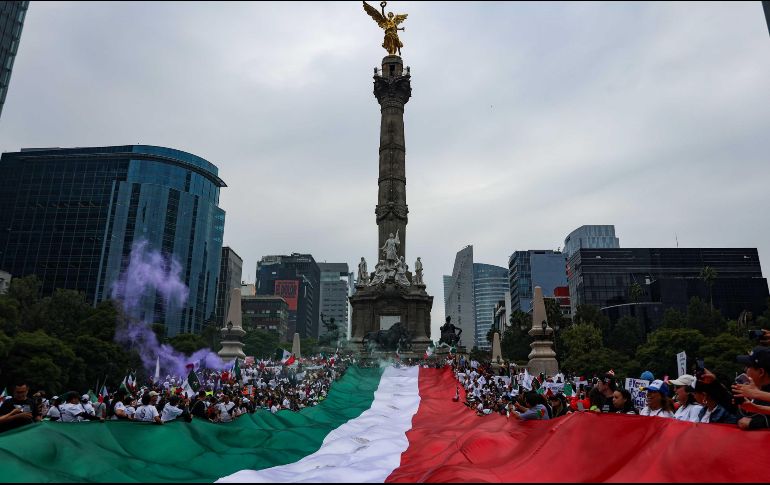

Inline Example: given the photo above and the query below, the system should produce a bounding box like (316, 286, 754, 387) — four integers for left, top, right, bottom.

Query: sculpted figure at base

(395, 256, 411, 287)
(362, 321, 410, 352)
(357, 257, 368, 286)
(381, 230, 400, 262)
(439, 316, 462, 347)
(414, 257, 423, 285)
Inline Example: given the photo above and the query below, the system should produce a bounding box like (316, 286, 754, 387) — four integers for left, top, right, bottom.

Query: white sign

(625, 378, 650, 412)
(677, 351, 687, 378)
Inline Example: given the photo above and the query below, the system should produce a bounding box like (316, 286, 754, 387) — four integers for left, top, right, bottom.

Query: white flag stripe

(216, 366, 421, 483)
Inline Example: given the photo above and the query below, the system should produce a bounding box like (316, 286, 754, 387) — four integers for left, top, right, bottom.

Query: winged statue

(363, 1, 408, 56)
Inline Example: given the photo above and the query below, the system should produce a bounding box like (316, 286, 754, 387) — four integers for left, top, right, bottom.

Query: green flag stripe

(0, 367, 384, 483)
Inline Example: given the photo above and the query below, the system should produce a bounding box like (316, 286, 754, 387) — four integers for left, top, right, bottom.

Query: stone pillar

(527, 286, 559, 376)
(492, 331, 502, 363)
(291, 332, 301, 360)
(374, 55, 411, 261)
(218, 288, 246, 361)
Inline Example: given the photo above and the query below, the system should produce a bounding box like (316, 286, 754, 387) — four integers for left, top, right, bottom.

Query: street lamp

(541, 320, 547, 334)
(226, 321, 233, 340)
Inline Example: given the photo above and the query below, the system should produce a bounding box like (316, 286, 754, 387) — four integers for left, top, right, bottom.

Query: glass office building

(508, 250, 567, 314)
(0, 1, 28, 119)
(0, 145, 226, 335)
(567, 248, 769, 326)
(473, 263, 509, 351)
(563, 225, 620, 260)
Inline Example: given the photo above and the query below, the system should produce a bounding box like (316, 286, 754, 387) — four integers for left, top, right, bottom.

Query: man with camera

(732, 346, 770, 430)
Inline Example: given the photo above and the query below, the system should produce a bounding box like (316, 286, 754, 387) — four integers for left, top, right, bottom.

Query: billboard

(274, 280, 299, 311)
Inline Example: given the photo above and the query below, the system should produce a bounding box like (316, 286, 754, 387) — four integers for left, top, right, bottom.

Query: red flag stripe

(386, 367, 770, 483)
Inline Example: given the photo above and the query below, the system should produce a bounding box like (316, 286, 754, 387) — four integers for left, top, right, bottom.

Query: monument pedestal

(218, 288, 247, 361)
(526, 286, 559, 376)
(350, 281, 432, 353)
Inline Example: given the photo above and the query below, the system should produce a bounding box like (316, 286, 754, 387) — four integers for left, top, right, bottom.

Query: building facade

(445, 246, 475, 349)
(508, 250, 568, 314)
(215, 247, 243, 327)
(0, 1, 27, 119)
(442, 275, 453, 312)
(0, 269, 10, 294)
(255, 253, 320, 339)
(0, 145, 226, 335)
(241, 295, 289, 342)
(473, 263, 509, 351)
(567, 248, 770, 328)
(318, 262, 350, 340)
(563, 225, 620, 260)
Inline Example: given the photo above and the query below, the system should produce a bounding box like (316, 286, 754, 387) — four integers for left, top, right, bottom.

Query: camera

(694, 358, 705, 380)
(748, 329, 764, 340)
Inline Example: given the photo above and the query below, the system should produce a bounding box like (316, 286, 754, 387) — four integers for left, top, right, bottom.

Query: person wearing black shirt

(0, 382, 41, 433)
(190, 390, 208, 419)
(733, 346, 770, 430)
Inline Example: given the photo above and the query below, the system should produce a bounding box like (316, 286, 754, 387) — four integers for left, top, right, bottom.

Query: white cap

(81, 394, 89, 401)
(668, 374, 696, 388)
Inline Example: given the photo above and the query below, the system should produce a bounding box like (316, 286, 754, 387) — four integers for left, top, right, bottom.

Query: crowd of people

(0, 354, 353, 432)
(4, 342, 770, 434)
(450, 344, 770, 431)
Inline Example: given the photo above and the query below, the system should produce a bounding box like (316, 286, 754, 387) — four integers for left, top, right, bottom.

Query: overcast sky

(2, 1, 770, 338)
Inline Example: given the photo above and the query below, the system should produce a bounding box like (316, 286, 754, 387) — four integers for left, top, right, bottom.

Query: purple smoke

(112, 240, 233, 377)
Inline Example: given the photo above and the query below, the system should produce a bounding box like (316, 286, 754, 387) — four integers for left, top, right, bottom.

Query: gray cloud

(2, 1, 769, 340)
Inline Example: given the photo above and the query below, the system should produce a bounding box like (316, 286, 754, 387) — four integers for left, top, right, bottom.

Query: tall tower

(350, 2, 433, 356)
(374, 55, 411, 261)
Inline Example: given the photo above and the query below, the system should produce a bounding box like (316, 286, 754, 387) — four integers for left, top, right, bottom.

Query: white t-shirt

(60, 403, 85, 422)
(700, 408, 713, 423)
(111, 401, 127, 420)
(46, 405, 61, 420)
(270, 404, 279, 414)
(135, 404, 159, 422)
(674, 403, 704, 423)
(126, 405, 136, 418)
(161, 403, 184, 422)
(81, 402, 95, 416)
(217, 402, 235, 422)
(640, 407, 674, 418)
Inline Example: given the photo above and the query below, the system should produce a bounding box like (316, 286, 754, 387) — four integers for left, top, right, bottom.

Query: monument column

(374, 55, 411, 261)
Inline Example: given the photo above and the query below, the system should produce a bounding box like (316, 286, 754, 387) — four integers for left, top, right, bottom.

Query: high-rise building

(0, 269, 10, 294)
(317, 262, 350, 341)
(0, 1, 28, 119)
(473, 263, 509, 350)
(241, 295, 289, 343)
(0, 145, 226, 335)
(445, 246, 475, 349)
(567, 248, 769, 329)
(508, 250, 567, 314)
(255, 253, 320, 338)
(215, 247, 243, 327)
(563, 225, 620, 260)
(442, 275, 453, 312)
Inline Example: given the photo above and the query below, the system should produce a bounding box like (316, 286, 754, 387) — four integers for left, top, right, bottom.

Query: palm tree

(700, 266, 718, 310)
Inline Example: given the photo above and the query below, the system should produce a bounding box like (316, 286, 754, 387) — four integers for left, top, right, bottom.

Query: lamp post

(226, 321, 233, 340)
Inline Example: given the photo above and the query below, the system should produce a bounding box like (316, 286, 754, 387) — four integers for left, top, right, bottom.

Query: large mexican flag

(2, 366, 769, 482)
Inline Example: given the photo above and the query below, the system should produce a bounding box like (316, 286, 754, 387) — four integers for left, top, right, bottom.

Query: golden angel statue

(363, 1, 407, 56)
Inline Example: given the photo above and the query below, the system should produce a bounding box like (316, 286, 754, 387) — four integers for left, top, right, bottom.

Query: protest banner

(625, 378, 650, 412)
(677, 351, 687, 378)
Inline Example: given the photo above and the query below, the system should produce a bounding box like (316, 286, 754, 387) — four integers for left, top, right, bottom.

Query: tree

(634, 328, 706, 379)
(573, 304, 611, 339)
(629, 282, 644, 303)
(151, 323, 168, 343)
(699, 332, 753, 383)
(169, 333, 208, 355)
(469, 346, 489, 362)
(2, 330, 82, 395)
(242, 328, 280, 359)
(700, 266, 718, 310)
(544, 298, 566, 330)
(686, 297, 724, 337)
(661, 308, 686, 329)
(607, 316, 645, 355)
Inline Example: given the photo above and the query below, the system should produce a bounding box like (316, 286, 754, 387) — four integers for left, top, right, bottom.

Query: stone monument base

(349, 280, 433, 354)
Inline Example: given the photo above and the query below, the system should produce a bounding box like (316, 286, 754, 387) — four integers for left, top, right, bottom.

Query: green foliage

(686, 297, 724, 336)
(169, 333, 208, 355)
(469, 346, 489, 362)
(661, 308, 686, 329)
(544, 298, 566, 329)
(574, 304, 611, 337)
(635, 328, 705, 379)
(606, 316, 646, 355)
(243, 328, 280, 359)
(3, 330, 82, 395)
(200, 319, 221, 350)
(629, 282, 644, 303)
(699, 332, 753, 382)
(151, 323, 168, 343)
(500, 325, 532, 362)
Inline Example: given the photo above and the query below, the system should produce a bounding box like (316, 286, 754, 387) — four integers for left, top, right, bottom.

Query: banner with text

(274, 280, 300, 311)
(625, 378, 650, 412)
